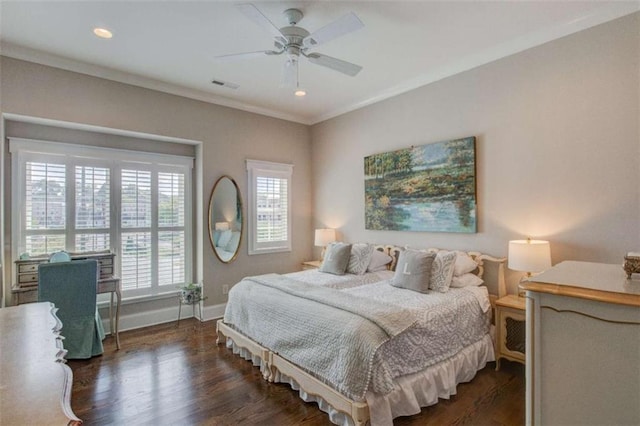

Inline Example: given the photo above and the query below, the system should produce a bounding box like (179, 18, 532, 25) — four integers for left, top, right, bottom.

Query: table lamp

(314, 228, 336, 261)
(508, 238, 551, 295)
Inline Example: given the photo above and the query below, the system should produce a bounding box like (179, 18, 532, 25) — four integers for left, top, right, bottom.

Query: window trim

(10, 137, 193, 297)
(246, 159, 293, 255)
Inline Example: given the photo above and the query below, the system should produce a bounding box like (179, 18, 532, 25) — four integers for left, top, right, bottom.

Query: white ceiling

(1, 1, 638, 125)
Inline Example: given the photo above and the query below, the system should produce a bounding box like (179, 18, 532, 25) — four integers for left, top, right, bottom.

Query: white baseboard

(99, 302, 226, 334)
(202, 302, 226, 321)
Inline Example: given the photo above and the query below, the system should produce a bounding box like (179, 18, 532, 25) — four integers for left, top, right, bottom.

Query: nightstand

(495, 294, 526, 370)
(301, 260, 322, 270)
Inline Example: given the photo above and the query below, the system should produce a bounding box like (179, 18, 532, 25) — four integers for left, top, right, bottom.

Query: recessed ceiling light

(93, 27, 113, 39)
(295, 89, 306, 97)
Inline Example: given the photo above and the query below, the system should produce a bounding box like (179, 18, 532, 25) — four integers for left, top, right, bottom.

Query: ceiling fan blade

(236, 3, 287, 46)
(215, 50, 280, 62)
(303, 12, 364, 48)
(306, 53, 362, 77)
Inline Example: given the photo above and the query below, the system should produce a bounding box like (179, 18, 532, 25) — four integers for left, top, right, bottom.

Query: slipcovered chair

(38, 259, 105, 359)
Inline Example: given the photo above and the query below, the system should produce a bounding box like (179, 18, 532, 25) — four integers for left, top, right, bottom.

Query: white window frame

(246, 159, 293, 255)
(10, 138, 193, 297)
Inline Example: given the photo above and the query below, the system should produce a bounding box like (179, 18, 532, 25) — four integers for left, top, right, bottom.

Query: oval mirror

(208, 176, 243, 263)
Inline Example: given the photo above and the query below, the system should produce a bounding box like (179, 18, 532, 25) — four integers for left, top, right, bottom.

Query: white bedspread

(285, 269, 393, 289)
(224, 274, 417, 400)
(223, 272, 491, 403)
(346, 282, 491, 386)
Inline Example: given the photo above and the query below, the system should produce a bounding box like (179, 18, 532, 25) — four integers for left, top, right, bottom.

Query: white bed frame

(216, 245, 506, 426)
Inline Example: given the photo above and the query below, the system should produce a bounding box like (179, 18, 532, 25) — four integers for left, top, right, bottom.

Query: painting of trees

(364, 137, 476, 232)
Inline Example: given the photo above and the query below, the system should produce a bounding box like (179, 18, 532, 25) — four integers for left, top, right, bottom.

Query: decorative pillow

(391, 249, 437, 293)
(450, 273, 484, 288)
(430, 251, 457, 293)
(319, 242, 352, 275)
(224, 231, 241, 252)
(454, 251, 478, 276)
(217, 230, 232, 248)
(347, 243, 375, 275)
(367, 249, 393, 272)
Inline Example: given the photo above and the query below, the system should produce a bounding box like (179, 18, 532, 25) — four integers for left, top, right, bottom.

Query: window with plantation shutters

(11, 138, 193, 298)
(246, 159, 293, 255)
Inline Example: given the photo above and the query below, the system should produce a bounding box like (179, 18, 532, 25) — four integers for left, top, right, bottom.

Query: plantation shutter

(256, 176, 288, 243)
(75, 165, 110, 252)
(246, 159, 293, 255)
(158, 172, 185, 287)
(121, 169, 152, 291)
(25, 161, 66, 254)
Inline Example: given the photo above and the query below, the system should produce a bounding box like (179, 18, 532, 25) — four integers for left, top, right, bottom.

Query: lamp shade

(508, 239, 551, 273)
(215, 222, 230, 231)
(314, 228, 336, 247)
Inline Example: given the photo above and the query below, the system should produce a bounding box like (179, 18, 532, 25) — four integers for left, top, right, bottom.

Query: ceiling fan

(216, 4, 364, 91)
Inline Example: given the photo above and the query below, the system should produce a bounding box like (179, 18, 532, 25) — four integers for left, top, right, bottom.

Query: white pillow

(347, 243, 375, 275)
(217, 230, 232, 248)
(430, 251, 457, 293)
(454, 251, 478, 276)
(367, 249, 393, 272)
(451, 273, 484, 288)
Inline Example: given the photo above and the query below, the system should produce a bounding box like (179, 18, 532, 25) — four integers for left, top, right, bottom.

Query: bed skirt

(225, 333, 494, 426)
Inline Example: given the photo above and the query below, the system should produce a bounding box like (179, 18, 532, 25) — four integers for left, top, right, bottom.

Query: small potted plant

(178, 283, 205, 305)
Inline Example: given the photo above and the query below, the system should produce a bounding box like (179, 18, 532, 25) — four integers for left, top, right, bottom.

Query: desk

(97, 277, 121, 349)
(0, 302, 82, 425)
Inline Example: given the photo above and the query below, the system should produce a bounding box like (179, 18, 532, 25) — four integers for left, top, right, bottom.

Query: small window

(246, 159, 293, 255)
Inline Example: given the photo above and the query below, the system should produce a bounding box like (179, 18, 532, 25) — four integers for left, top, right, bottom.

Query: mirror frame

(208, 175, 243, 263)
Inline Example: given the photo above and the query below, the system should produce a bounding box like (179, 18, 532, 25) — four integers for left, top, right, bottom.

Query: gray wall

(1, 57, 313, 312)
(310, 13, 640, 294)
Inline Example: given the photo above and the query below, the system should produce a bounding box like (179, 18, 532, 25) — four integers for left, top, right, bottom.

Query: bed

(216, 245, 506, 425)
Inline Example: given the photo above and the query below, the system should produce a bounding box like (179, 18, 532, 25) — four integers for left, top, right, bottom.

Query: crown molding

(1, 3, 637, 127)
(310, 3, 640, 124)
(0, 42, 312, 125)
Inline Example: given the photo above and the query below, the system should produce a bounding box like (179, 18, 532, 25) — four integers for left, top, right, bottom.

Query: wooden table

(0, 302, 82, 425)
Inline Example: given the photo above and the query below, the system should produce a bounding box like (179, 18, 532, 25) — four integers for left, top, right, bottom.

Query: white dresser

(522, 261, 640, 425)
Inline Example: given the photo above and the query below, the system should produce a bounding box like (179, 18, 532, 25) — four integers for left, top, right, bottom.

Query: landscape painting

(364, 137, 477, 233)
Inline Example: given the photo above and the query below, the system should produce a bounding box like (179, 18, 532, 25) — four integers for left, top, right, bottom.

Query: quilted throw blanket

(223, 273, 418, 400)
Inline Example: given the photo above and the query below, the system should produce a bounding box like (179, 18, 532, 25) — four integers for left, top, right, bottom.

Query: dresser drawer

(99, 266, 114, 277)
(18, 264, 38, 273)
(18, 274, 38, 285)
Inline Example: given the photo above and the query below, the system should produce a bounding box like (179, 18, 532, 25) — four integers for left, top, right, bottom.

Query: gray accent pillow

(430, 251, 457, 293)
(347, 243, 375, 275)
(319, 242, 352, 275)
(391, 249, 436, 293)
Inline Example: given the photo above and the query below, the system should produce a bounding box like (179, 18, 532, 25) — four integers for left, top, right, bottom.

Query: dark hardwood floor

(68, 319, 525, 425)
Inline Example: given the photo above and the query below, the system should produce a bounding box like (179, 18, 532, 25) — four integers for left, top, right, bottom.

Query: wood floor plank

(68, 319, 524, 425)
